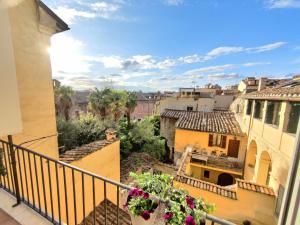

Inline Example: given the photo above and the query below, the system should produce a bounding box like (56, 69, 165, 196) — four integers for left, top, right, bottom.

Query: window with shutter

(221, 135, 227, 148)
(208, 134, 213, 146)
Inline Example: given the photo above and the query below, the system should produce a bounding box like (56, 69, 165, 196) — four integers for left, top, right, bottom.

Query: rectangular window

(287, 102, 300, 134)
(265, 101, 281, 126)
(208, 134, 226, 148)
(187, 106, 193, 111)
(204, 170, 210, 178)
(246, 100, 253, 115)
(254, 100, 264, 119)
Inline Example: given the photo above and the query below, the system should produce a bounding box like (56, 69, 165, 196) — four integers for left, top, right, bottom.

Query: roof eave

(37, 0, 70, 33)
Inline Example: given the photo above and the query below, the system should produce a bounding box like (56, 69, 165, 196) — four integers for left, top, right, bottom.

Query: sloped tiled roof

(59, 140, 116, 163)
(79, 199, 132, 225)
(161, 109, 242, 135)
(243, 80, 300, 100)
(174, 175, 237, 200)
(236, 179, 275, 196)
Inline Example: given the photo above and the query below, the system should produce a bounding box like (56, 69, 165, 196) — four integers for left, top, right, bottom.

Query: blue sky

(45, 0, 300, 91)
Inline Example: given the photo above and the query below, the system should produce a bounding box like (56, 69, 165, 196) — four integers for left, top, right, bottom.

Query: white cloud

(178, 54, 203, 64)
(184, 64, 236, 76)
(51, 1, 124, 24)
(178, 42, 285, 65)
(90, 1, 121, 19)
(53, 6, 96, 24)
(207, 73, 240, 80)
(249, 42, 286, 52)
(242, 62, 271, 67)
(92, 55, 176, 70)
(267, 0, 300, 8)
(163, 0, 184, 6)
(204, 46, 244, 60)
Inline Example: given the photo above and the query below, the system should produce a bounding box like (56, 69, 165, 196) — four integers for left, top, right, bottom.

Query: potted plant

(124, 187, 159, 225)
(125, 172, 215, 225)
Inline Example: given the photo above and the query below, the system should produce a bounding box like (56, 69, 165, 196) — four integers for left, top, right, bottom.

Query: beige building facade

(0, 0, 69, 158)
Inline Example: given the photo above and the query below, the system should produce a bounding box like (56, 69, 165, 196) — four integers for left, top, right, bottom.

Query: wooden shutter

(221, 135, 227, 148)
(208, 134, 213, 146)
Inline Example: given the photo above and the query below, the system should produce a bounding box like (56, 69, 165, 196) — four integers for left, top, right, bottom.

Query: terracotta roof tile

(161, 109, 242, 135)
(174, 175, 237, 200)
(236, 179, 275, 196)
(79, 199, 132, 225)
(244, 80, 300, 100)
(59, 140, 117, 163)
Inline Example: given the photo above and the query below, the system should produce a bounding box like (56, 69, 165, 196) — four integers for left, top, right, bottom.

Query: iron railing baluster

(40, 156, 48, 217)
(63, 166, 69, 225)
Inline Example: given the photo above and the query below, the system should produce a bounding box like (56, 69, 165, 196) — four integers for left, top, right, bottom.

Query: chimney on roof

(105, 128, 117, 141)
(258, 77, 268, 91)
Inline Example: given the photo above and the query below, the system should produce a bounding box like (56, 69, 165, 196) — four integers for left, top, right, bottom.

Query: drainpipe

(8, 135, 21, 206)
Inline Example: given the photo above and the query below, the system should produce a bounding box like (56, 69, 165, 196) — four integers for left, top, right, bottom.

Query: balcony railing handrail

(0, 138, 235, 225)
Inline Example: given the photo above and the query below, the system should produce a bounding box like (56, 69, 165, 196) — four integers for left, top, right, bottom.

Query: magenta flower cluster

(125, 188, 158, 221)
(164, 195, 199, 225)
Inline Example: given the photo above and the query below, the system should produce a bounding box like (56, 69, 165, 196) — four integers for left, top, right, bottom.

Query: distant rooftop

(59, 139, 116, 163)
(244, 79, 300, 101)
(161, 109, 243, 135)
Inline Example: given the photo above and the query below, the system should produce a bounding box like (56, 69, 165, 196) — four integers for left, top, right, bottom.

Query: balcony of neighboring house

(185, 150, 244, 186)
(0, 138, 235, 225)
(190, 151, 244, 174)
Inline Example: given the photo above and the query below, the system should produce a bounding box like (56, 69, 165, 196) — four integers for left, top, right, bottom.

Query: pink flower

(143, 192, 149, 199)
(185, 215, 196, 225)
(186, 196, 195, 209)
(164, 212, 173, 220)
(141, 210, 151, 220)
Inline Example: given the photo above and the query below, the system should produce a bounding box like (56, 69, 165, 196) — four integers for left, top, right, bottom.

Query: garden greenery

(128, 172, 215, 225)
(57, 114, 166, 160)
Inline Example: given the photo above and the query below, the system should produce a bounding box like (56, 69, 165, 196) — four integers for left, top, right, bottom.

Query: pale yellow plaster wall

(154, 97, 214, 114)
(9, 141, 121, 225)
(0, 10, 23, 136)
(174, 129, 247, 162)
(187, 163, 241, 184)
(242, 100, 295, 193)
(174, 180, 277, 225)
(2, 0, 59, 158)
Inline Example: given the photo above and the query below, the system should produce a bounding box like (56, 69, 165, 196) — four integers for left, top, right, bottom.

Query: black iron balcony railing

(0, 138, 235, 225)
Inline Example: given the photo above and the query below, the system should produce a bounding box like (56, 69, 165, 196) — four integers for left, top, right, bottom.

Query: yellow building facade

(0, 2, 123, 225)
(239, 80, 300, 196)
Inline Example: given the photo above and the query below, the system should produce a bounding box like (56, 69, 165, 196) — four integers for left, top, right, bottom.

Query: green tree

(88, 88, 114, 118)
(125, 92, 137, 129)
(56, 117, 79, 151)
(141, 136, 166, 160)
(54, 85, 74, 120)
(110, 90, 127, 122)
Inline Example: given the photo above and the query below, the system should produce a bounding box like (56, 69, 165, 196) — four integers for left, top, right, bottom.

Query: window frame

(265, 101, 281, 127)
(254, 100, 264, 120)
(246, 100, 253, 115)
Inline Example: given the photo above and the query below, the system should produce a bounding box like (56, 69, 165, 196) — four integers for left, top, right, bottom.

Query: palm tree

(54, 85, 74, 120)
(125, 92, 137, 128)
(88, 88, 114, 119)
(111, 90, 127, 122)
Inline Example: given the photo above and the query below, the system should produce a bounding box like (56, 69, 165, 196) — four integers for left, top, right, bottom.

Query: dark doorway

(228, 140, 240, 158)
(217, 173, 234, 186)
